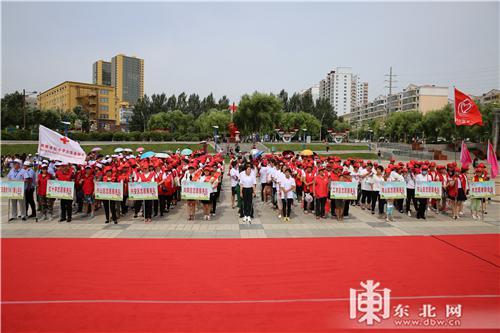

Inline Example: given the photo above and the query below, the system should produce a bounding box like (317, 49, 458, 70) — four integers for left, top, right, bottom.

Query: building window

(100, 97, 108, 103)
(100, 105, 109, 111)
(100, 89, 109, 95)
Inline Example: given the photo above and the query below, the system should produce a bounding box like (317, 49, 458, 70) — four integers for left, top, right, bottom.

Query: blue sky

(2, 1, 498, 102)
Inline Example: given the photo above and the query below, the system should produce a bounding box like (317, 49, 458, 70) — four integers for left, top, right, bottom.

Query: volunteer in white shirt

(359, 164, 373, 210)
(370, 166, 385, 216)
(280, 168, 296, 222)
(239, 164, 257, 223)
(229, 161, 239, 209)
(415, 165, 432, 219)
(405, 167, 418, 217)
(259, 161, 269, 202)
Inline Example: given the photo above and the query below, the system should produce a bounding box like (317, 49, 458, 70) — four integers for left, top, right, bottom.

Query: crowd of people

(2, 149, 493, 224)
(227, 154, 492, 222)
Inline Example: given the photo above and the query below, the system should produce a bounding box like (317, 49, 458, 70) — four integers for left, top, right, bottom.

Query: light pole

(22, 89, 37, 130)
(61, 121, 71, 137)
(213, 125, 219, 152)
(302, 128, 307, 149)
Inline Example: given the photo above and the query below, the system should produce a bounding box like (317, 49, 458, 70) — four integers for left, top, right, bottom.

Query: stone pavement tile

(264, 230, 292, 238)
(167, 231, 194, 238)
(191, 232, 217, 238)
(287, 230, 314, 238)
(215, 231, 241, 238)
(114, 231, 147, 238)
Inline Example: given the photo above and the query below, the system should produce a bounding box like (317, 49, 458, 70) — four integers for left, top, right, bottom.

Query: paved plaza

(2, 176, 498, 239)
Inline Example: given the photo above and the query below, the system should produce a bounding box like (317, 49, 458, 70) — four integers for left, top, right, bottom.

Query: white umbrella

(91, 147, 102, 152)
(114, 148, 124, 153)
(155, 152, 170, 159)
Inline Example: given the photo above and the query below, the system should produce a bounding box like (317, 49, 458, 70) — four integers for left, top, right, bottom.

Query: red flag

(229, 102, 238, 113)
(454, 88, 483, 126)
(487, 141, 498, 179)
(460, 141, 472, 168)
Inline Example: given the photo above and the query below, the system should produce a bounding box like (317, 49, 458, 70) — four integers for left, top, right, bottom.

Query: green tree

(288, 93, 301, 113)
(234, 92, 282, 134)
(278, 89, 289, 112)
(177, 92, 187, 112)
(217, 96, 230, 110)
(1, 91, 24, 128)
(312, 98, 336, 139)
(148, 110, 195, 135)
(300, 91, 315, 114)
(201, 93, 217, 113)
(278, 112, 321, 138)
(195, 109, 231, 138)
(166, 94, 177, 111)
(186, 94, 201, 117)
(129, 96, 152, 131)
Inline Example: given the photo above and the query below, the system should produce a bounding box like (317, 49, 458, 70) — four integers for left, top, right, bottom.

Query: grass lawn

(1, 143, 209, 156)
(263, 143, 368, 151)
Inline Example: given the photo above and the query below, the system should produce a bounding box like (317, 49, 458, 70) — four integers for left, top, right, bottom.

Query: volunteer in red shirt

(313, 167, 329, 219)
(80, 166, 95, 219)
(37, 164, 54, 221)
(55, 162, 74, 223)
(116, 165, 131, 215)
(302, 163, 316, 214)
(102, 166, 118, 224)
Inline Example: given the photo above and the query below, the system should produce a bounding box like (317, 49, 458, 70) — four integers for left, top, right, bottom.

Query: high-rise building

(318, 67, 368, 117)
(93, 60, 112, 86)
(111, 54, 144, 106)
(37, 81, 118, 130)
(300, 84, 320, 102)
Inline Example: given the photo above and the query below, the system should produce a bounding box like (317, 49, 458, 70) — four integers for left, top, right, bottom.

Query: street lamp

(61, 121, 71, 137)
(302, 128, 307, 149)
(213, 125, 219, 152)
(22, 89, 37, 130)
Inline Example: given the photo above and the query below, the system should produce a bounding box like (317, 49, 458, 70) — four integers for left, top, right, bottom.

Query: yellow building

(37, 81, 119, 130)
(111, 54, 144, 106)
(93, 60, 112, 86)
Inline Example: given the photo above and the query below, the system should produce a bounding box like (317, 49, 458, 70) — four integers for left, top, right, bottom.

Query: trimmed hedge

(1, 130, 200, 142)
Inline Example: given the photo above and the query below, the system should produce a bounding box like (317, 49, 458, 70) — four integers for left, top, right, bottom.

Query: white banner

(37, 125, 86, 165)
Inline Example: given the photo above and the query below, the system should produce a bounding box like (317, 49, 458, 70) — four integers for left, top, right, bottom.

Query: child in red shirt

(37, 164, 54, 220)
(80, 166, 95, 218)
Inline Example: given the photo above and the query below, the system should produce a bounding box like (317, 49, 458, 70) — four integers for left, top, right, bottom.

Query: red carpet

(2, 235, 499, 332)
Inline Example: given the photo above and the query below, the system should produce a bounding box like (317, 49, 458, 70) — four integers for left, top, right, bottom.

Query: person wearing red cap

(116, 165, 131, 215)
(182, 164, 197, 220)
(359, 164, 373, 211)
(313, 167, 328, 219)
(199, 167, 215, 220)
(135, 162, 156, 223)
(415, 165, 432, 219)
(37, 164, 54, 221)
(470, 167, 486, 219)
(55, 163, 74, 223)
(102, 167, 118, 224)
(456, 166, 469, 217)
(79, 166, 95, 219)
(280, 168, 296, 222)
(302, 163, 316, 214)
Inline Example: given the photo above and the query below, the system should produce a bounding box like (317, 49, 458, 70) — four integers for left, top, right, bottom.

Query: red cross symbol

(60, 137, 69, 144)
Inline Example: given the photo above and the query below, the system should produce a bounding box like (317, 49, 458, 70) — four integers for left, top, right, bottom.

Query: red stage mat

(2, 235, 499, 332)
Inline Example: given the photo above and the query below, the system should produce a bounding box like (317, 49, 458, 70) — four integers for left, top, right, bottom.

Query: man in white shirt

(258, 160, 269, 202)
(359, 164, 373, 210)
(415, 165, 432, 219)
(405, 166, 418, 216)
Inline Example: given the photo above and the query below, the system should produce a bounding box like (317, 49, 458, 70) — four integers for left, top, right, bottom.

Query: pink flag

(487, 141, 498, 179)
(460, 141, 472, 168)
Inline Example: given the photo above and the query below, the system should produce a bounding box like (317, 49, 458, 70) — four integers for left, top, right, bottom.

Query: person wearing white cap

(7, 159, 28, 221)
(23, 161, 37, 219)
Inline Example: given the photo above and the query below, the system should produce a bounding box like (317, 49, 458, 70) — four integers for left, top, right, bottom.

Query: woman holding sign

(136, 162, 156, 223)
(199, 167, 215, 221)
(102, 166, 118, 224)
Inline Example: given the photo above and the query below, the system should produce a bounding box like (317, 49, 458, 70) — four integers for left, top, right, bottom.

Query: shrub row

(1, 130, 200, 142)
